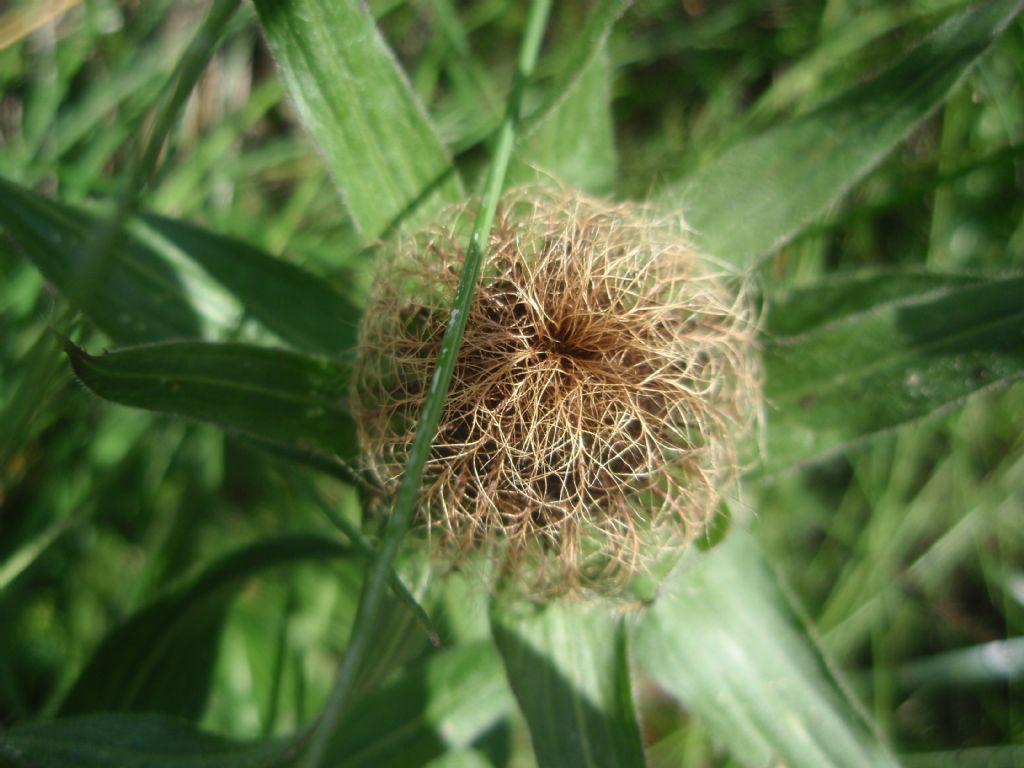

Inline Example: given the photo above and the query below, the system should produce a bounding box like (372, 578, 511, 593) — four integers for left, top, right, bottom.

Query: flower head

(354, 188, 759, 595)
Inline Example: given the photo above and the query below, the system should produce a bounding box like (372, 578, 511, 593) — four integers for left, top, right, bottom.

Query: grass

(0, 1, 1022, 766)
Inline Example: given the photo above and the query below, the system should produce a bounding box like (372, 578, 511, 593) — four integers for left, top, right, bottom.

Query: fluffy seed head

(353, 188, 759, 596)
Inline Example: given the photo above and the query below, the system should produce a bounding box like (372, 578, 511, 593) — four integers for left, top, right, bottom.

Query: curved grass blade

(762, 273, 1024, 473)
(64, 339, 358, 462)
(491, 601, 645, 768)
(60, 534, 351, 719)
(657, 0, 1024, 267)
(299, 3, 552, 765)
(251, 0, 463, 241)
(634, 531, 899, 768)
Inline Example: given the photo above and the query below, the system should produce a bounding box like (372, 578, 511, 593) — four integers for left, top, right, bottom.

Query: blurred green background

(0, 0, 1021, 764)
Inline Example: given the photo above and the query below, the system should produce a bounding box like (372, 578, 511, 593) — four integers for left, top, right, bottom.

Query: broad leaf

(65, 340, 358, 462)
(61, 535, 351, 719)
(763, 273, 1024, 472)
(657, 0, 1024, 267)
(634, 531, 899, 768)
(437, 0, 627, 157)
(252, 0, 463, 241)
(0, 714, 294, 768)
(492, 601, 645, 768)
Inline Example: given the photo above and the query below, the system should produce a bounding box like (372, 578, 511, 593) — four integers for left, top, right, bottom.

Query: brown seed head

(353, 188, 760, 596)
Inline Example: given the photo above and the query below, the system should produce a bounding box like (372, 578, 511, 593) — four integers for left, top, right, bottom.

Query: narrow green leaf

(65, 340, 358, 462)
(895, 636, 1024, 690)
(657, 0, 1024, 266)
(60, 535, 350, 719)
(763, 274, 1024, 472)
(1, 176, 363, 354)
(252, 0, 463, 241)
(511, 43, 617, 194)
(436, 0, 627, 156)
(634, 531, 899, 768)
(1, 641, 513, 768)
(763, 271, 984, 337)
(0, 714, 294, 768)
(140, 214, 362, 357)
(300, 5, 553, 766)
(0, 174, 206, 343)
(525, 0, 628, 132)
(323, 640, 515, 767)
(492, 601, 646, 768)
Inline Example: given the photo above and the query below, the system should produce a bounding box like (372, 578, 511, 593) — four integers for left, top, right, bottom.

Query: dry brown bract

(353, 188, 759, 596)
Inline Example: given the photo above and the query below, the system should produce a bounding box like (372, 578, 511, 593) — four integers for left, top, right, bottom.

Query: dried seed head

(353, 188, 760, 596)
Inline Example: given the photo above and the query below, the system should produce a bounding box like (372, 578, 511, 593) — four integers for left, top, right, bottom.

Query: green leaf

(322, 640, 515, 767)
(0, 174, 206, 343)
(0, 175, 363, 354)
(140, 214, 362, 357)
(0, 714, 294, 768)
(525, 0, 628, 132)
(763, 273, 1024, 472)
(252, 0, 464, 241)
(511, 43, 617, 194)
(657, 0, 1024, 267)
(60, 534, 351, 719)
(2, 641, 513, 768)
(65, 340, 358, 462)
(491, 601, 646, 768)
(763, 271, 984, 337)
(297, 5, 554, 765)
(634, 531, 899, 768)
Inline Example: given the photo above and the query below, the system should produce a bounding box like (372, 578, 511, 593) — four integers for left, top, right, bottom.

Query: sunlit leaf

(511, 43, 617, 194)
(634, 531, 899, 768)
(0, 175, 363, 354)
(140, 214, 362, 357)
(323, 640, 515, 767)
(492, 601, 645, 768)
(252, 0, 463, 241)
(0, 174, 207, 343)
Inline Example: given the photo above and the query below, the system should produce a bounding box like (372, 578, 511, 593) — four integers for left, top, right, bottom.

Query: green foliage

(251, 0, 464, 240)
(763, 273, 1024, 472)
(492, 601, 646, 767)
(1, 0, 1022, 766)
(635, 532, 899, 767)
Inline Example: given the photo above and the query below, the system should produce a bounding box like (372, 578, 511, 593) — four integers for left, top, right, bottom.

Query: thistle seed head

(353, 188, 760, 596)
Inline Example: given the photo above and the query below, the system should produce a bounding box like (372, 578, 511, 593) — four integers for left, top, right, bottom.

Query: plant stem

(297, 1, 552, 765)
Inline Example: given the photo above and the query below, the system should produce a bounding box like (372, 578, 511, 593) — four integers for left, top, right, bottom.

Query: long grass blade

(298, 2, 553, 765)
